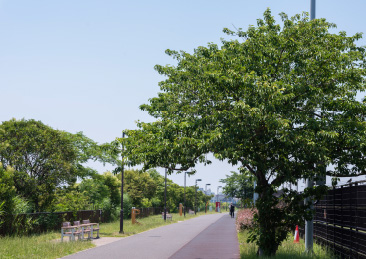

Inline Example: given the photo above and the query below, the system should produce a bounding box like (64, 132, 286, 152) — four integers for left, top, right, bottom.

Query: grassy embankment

(238, 230, 334, 258)
(0, 210, 215, 259)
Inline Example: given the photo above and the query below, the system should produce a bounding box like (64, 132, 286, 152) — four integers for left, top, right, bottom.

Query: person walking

(229, 203, 235, 218)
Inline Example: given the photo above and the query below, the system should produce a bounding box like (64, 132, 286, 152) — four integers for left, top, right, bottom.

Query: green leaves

(0, 119, 119, 212)
(123, 8, 366, 256)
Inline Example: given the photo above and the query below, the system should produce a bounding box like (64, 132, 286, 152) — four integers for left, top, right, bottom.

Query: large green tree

(0, 119, 79, 211)
(122, 10, 366, 256)
(0, 119, 119, 211)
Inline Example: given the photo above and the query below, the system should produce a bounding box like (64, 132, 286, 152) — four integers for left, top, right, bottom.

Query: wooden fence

(0, 210, 101, 235)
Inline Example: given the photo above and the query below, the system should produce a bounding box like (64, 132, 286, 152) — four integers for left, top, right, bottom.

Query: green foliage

(0, 119, 79, 211)
(0, 164, 16, 215)
(0, 119, 121, 212)
(123, 193, 133, 219)
(12, 195, 32, 214)
(121, 9, 366, 256)
(53, 189, 90, 212)
(119, 169, 157, 207)
(220, 169, 254, 203)
(102, 172, 121, 208)
(78, 178, 109, 208)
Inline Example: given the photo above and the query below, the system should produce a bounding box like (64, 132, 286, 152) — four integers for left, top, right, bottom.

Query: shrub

(236, 208, 256, 232)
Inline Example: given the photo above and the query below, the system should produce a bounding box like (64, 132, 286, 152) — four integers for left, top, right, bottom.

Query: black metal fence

(313, 181, 366, 259)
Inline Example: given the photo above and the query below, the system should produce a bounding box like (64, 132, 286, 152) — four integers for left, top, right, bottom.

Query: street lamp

(119, 132, 125, 234)
(216, 186, 222, 212)
(305, 0, 316, 253)
(164, 168, 167, 221)
(205, 184, 211, 195)
(205, 184, 211, 213)
(184, 171, 188, 217)
(195, 179, 202, 215)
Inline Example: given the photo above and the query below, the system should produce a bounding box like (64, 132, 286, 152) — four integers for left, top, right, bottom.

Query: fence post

(341, 186, 343, 253)
(350, 184, 352, 258)
(354, 183, 358, 258)
(333, 186, 335, 252)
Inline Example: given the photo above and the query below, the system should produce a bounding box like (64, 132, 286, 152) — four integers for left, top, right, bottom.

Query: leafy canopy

(122, 9, 366, 256)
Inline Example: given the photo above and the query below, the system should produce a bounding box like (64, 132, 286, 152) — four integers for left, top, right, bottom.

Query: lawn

(238, 230, 335, 259)
(0, 210, 215, 259)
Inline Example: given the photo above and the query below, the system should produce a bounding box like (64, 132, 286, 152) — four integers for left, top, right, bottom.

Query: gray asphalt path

(63, 213, 239, 259)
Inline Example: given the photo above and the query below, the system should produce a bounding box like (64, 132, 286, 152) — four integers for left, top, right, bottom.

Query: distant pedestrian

(229, 203, 235, 218)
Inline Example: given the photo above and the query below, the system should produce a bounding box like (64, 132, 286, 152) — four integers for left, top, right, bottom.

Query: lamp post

(119, 132, 125, 234)
(184, 172, 187, 217)
(216, 186, 222, 212)
(305, 0, 316, 253)
(164, 168, 167, 221)
(195, 179, 202, 215)
(183, 171, 193, 217)
(205, 184, 211, 213)
(205, 184, 211, 195)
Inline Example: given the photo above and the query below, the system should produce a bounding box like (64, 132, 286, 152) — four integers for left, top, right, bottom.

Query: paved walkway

(63, 213, 240, 259)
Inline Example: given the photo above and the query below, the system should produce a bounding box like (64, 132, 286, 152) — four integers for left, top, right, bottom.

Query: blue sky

(1, 0, 365, 193)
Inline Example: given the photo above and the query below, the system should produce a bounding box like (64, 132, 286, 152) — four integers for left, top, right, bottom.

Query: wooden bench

(162, 212, 173, 220)
(188, 210, 195, 214)
(61, 222, 83, 242)
(73, 221, 91, 240)
(82, 219, 100, 239)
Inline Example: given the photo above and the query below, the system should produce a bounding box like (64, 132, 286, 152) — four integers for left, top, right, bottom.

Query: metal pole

(195, 181, 197, 215)
(305, 0, 315, 252)
(217, 186, 222, 212)
(217, 186, 219, 203)
(305, 178, 314, 252)
(164, 168, 167, 221)
(195, 179, 201, 215)
(119, 132, 125, 233)
(310, 0, 316, 20)
(184, 172, 186, 217)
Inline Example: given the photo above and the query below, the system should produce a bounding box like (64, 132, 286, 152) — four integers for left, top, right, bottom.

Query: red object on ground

(294, 225, 300, 243)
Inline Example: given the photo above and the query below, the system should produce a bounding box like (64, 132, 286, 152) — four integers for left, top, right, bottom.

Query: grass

(0, 232, 94, 259)
(238, 231, 335, 259)
(0, 210, 216, 258)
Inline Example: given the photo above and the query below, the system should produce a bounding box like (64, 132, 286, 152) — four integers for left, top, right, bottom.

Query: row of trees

(121, 9, 366, 256)
(0, 119, 212, 223)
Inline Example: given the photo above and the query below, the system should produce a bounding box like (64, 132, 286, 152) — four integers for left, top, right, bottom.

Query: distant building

(209, 194, 239, 204)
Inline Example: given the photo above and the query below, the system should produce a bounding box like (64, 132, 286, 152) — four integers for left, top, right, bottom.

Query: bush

(236, 208, 256, 232)
(123, 194, 132, 219)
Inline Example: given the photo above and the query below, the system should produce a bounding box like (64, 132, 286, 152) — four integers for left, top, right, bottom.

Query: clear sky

(1, 0, 365, 193)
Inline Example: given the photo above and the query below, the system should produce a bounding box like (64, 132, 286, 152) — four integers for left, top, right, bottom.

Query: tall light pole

(205, 183, 211, 194)
(184, 171, 188, 217)
(216, 186, 222, 203)
(217, 186, 222, 212)
(305, 0, 316, 253)
(195, 179, 202, 215)
(164, 168, 168, 221)
(119, 132, 125, 234)
(205, 183, 211, 213)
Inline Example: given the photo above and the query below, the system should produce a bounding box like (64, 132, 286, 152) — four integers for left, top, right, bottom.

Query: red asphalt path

(62, 213, 240, 259)
(169, 213, 240, 259)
